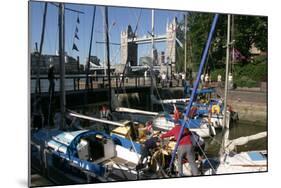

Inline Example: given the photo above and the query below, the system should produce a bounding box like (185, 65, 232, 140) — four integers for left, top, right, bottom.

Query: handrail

(30, 74, 184, 93)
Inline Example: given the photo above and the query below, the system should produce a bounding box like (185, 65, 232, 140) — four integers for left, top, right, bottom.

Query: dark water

(205, 121, 267, 157)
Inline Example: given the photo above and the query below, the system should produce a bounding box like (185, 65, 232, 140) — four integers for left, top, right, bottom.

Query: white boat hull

(204, 151, 267, 175)
(152, 117, 216, 138)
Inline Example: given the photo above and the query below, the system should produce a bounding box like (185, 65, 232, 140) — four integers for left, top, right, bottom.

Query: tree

(175, 12, 267, 76)
(234, 15, 267, 60)
(176, 13, 227, 73)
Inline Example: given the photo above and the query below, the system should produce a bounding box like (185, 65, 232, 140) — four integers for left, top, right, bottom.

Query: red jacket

(160, 125, 192, 145)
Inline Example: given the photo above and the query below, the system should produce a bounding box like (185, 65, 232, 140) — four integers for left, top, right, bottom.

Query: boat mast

(35, 2, 48, 94)
(168, 14, 219, 170)
(104, 6, 112, 111)
(231, 15, 235, 73)
(59, 3, 66, 130)
(86, 6, 97, 90)
(103, 7, 107, 76)
(220, 14, 231, 159)
(184, 13, 187, 75)
(150, 9, 155, 111)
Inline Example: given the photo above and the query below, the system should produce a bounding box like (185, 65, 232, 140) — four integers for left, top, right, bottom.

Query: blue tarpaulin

(248, 151, 266, 161)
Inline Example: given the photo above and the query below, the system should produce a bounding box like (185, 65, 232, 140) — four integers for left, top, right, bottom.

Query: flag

(232, 48, 246, 61)
(173, 104, 180, 121)
(74, 33, 79, 40)
(72, 43, 79, 51)
(77, 16, 80, 24)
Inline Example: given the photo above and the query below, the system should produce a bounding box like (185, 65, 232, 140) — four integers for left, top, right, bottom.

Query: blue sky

(30, 1, 185, 65)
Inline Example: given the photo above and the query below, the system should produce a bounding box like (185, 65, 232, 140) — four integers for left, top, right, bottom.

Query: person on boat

(48, 63, 55, 98)
(190, 131, 205, 161)
(136, 136, 160, 171)
(138, 121, 154, 139)
(160, 107, 199, 176)
(136, 121, 159, 170)
(99, 104, 111, 134)
(100, 104, 111, 119)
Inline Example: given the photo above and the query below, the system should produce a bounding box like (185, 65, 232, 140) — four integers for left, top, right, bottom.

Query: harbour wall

(226, 89, 267, 124)
(229, 101, 267, 124)
(117, 87, 267, 124)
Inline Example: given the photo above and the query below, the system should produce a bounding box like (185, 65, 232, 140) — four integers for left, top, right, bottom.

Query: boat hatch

(76, 134, 115, 164)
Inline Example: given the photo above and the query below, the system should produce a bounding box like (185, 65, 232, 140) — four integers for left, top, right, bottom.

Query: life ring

(211, 105, 220, 114)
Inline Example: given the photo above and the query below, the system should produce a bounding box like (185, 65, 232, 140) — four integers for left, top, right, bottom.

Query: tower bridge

(116, 18, 178, 74)
(127, 35, 167, 44)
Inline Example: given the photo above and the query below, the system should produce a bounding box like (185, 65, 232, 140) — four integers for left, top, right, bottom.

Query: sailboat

(202, 115, 267, 175)
(204, 131, 267, 174)
(30, 4, 143, 184)
(202, 14, 267, 175)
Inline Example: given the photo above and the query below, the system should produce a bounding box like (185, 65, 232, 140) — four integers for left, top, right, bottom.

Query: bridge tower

(119, 18, 178, 74)
(159, 17, 178, 78)
(120, 25, 138, 66)
(165, 17, 177, 64)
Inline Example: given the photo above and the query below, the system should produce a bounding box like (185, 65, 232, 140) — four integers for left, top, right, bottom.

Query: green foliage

(235, 76, 258, 88)
(188, 13, 216, 71)
(210, 69, 225, 81)
(234, 60, 267, 82)
(234, 16, 268, 60)
(235, 16, 268, 54)
(175, 13, 268, 75)
(210, 61, 267, 88)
